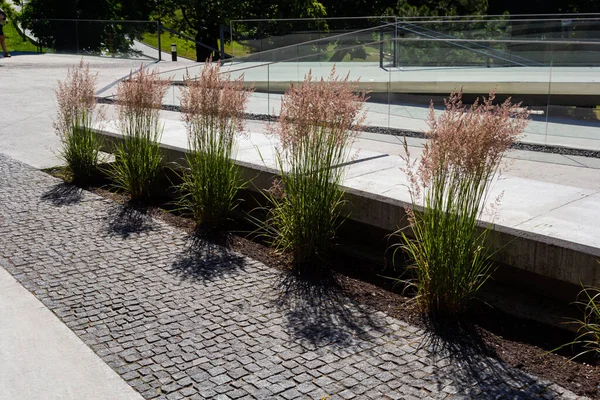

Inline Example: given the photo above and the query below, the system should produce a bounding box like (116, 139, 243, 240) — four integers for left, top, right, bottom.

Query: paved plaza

(0, 53, 597, 399)
(0, 153, 586, 399)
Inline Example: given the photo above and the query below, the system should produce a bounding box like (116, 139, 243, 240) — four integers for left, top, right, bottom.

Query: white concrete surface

(0, 54, 180, 169)
(0, 260, 143, 400)
(126, 84, 600, 152)
(177, 61, 600, 96)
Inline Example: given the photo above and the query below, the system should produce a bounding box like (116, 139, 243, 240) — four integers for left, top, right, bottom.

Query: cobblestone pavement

(0, 153, 585, 400)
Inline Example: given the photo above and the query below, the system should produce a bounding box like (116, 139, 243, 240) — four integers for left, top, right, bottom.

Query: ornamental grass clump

(111, 67, 171, 202)
(264, 67, 367, 276)
(178, 60, 253, 230)
(397, 90, 529, 316)
(54, 60, 102, 183)
(571, 286, 600, 359)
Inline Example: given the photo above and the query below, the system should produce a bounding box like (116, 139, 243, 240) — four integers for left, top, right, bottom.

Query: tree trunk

(194, 32, 220, 62)
(194, 31, 212, 62)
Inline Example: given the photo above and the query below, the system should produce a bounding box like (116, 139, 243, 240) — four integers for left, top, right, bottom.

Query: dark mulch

(43, 169, 600, 399)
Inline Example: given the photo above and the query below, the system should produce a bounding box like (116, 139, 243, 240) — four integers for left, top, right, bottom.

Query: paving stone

(0, 154, 586, 400)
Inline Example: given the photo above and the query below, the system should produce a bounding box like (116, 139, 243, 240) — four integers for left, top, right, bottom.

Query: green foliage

(179, 141, 242, 229)
(157, 0, 328, 61)
(553, 283, 600, 361)
(0, 0, 16, 19)
(177, 62, 252, 229)
(110, 68, 170, 202)
(157, 0, 247, 60)
(20, 0, 156, 54)
(0, 17, 38, 52)
(0, 0, 36, 52)
(398, 163, 497, 315)
(140, 29, 249, 60)
(395, 0, 487, 17)
(260, 68, 366, 276)
(60, 114, 102, 183)
(396, 91, 529, 316)
(264, 158, 347, 275)
(111, 132, 163, 202)
(54, 61, 102, 183)
(571, 286, 600, 358)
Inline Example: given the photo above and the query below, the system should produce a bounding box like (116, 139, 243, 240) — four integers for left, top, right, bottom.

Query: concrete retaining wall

(96, 129, 600, 291)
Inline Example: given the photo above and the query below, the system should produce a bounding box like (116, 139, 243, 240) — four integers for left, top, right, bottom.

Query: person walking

(0, 9, 11, 58)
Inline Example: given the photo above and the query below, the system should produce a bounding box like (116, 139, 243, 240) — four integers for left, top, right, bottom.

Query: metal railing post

(393, 22, 398, 68)
(75, 20, 79, 54)
(379, 25, 384, 69)
(219, 24, 226, 62)
(157, 21, 162, 61)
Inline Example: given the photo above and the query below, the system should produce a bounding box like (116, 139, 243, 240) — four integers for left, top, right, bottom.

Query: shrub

(573, 286, 600, 358)
(111, 67, 170, 202)
(178, 60, 252, 230)
(54, 60, 102, 183)
(396, 90, 529, 316)
(263, 67, 367, 276)
(556, 284, 600, 360)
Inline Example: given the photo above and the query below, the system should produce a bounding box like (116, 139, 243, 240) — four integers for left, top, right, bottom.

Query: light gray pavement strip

(0, 261, 144, 400)
(0, 54, 184, 169)
(119, 84, 600, 151)
(0, 153, 587, 399)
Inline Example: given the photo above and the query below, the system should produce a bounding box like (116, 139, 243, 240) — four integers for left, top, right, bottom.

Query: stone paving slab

(0, 152, 587, 399)
(0, 155, 577, 399)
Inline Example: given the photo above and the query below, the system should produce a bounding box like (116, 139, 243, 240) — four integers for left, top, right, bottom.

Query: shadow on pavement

(421, 319, 562, 398)
(276, 269, 389, 349)
(41, 182, 84, 206)
(104, 203, 156, 238)
(170, 230, 246, 282)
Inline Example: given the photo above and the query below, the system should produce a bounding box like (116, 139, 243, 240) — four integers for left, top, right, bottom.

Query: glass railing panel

(229, 16, 397, 58)
(213, 26, 600, 152)
(383, 37, 555, 145)
(25, 19, 160, 59)
(543, 42, 600, 150)
(220, 62, 274, 116)
(230, 22, 398, 64)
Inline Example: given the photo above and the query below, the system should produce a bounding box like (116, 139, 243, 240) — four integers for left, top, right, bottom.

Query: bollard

(171, 44, 177, 62)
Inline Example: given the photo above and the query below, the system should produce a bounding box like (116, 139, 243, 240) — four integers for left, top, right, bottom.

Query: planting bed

(44, 165, 600, 399)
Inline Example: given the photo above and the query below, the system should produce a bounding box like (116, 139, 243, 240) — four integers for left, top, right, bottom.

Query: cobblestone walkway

(0, 154, 584, 400)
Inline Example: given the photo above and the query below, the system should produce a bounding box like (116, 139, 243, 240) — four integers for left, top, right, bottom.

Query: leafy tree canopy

(21, 0, 158, 53)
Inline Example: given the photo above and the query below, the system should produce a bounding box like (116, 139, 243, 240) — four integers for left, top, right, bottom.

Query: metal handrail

(159, 25, 229, 58)
(229, 21, 400, 62)
(392, 22, 544, 67)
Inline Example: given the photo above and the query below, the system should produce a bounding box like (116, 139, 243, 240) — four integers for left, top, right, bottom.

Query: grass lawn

(140, 28, 381, 62)
(141, 30, 249, 61)
(2, 22, 38, 53)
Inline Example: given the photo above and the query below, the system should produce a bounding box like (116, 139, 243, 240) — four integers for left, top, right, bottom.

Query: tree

(155, 0, 242, 61)
(394, 0, 488, 17)
(21, 0, 158, 53)
(157, 0, 327, 62)
(487, 0, 600, 15)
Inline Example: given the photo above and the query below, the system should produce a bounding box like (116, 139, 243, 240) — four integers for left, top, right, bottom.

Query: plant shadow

(170, 229, 247, 282)
(104, 202, 156, 238)
(276, 268, 389, 349)
(421, 317, 563, 398)
(41, 182, 84, 206)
